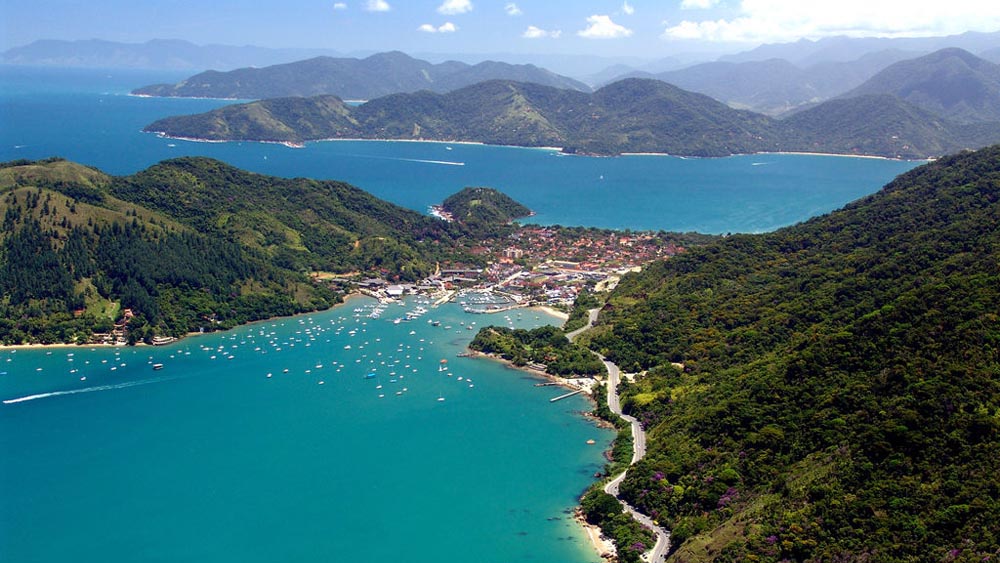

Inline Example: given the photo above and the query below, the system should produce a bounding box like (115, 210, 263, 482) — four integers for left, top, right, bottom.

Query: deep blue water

(0, 65, 921, 234)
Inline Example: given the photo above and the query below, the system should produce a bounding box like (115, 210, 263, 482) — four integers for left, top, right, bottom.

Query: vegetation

(586, 145, 1000, 561)
(145, 77, 1000, 159)
(842, 47, 1000, 124)
(469, 324, 606, 377)
(0, 159, 336, 344)
(132, 51, 589, 100)
(580, 484, 656, 563)
(440, 186, 532, 228)
(0, 157, 531, 345)
(562, 288, 602, 333)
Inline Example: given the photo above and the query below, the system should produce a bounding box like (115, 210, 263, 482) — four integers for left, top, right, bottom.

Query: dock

(549, 389, 585, 402)
(534, 382, 561, 387)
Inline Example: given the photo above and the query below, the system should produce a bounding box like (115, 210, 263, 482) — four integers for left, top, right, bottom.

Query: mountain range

(143, 50, 1000, 160)
(617, 49, 922, 116)
(0, 38, 343, 71)
(131, 51, 588, 100)
(840, 47, 1000, 124)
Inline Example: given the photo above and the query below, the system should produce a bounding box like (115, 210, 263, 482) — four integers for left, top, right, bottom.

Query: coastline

(145, 128, 930, 161)
(0, 292, 368, 352)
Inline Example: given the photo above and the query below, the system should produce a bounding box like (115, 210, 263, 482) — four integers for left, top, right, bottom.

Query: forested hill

(586, 145, 1000, 561)
(440, 186, 533, 228)
(0, 158, 335, 344)
(144, 78, 1000, 158)
(0, 157, 496, 345)
(131, 51, 589, 100)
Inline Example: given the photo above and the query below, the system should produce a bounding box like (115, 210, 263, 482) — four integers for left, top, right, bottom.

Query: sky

(2, 0, 1000, 57)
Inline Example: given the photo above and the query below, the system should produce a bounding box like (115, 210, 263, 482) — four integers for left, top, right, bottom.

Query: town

(347, 225, 693, 311)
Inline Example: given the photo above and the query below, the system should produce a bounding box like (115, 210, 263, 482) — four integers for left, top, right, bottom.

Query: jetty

(549, 389, 584, 402)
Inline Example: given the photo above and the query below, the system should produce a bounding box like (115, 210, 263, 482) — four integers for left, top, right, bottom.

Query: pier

(549, 389, 584, 402)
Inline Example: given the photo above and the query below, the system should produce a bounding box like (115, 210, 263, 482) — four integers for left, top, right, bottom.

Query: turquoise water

(1, 299, 611, 563)
(0, 66, 926, 561)
(0, 66, 921, 234)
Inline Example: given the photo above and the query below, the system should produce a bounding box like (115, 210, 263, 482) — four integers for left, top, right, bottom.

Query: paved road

(565, 308, 601, 342)
(601, 357, 670, 563)
(565, 308, 670, 562)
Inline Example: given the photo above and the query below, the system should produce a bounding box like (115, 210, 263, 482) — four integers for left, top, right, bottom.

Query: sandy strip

(576, 509, 616, 560)
(532, 305, 569, 321)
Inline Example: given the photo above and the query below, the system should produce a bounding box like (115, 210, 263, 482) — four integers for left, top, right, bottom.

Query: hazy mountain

(983, 47, 1000, 64)
(143, 77, 1000, 159)
(606, 50, 920, 115)
(841, 48, 1000, 123)
(722, 30, 1000, 65)
(0, 39, 343, 71)
(132, 51, 590, 100)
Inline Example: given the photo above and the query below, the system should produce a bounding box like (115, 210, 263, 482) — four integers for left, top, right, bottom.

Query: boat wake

(3, 376, 180, 404)
(395, 157, 465, 166)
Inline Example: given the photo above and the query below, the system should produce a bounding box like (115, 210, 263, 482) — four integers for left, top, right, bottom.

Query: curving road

(566, 309, 670, 562)
(601, 357, 670, 563)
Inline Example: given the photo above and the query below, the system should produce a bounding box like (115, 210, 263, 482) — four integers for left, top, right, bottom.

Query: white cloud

(680, 0, 719, 8)
(622, 1, 635, 15)
(663, 0, 1000, 43)
(364, 0, 390, 12)
(505, 3, 522, 16)
(523, 26, 561, 39)
(333, 2, 347, 10)
(419, 22, 458, 33)
(438, 0, 472, 15)
(577, 15, 633, 39)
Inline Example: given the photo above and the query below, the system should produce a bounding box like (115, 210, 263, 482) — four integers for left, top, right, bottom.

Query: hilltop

(841, 48, 1000, 123)
(585, 145, 1000, 561)
(131, 51, 589, 100)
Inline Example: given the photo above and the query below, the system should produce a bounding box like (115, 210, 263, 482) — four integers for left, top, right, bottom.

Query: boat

(152, 363, 164, 370)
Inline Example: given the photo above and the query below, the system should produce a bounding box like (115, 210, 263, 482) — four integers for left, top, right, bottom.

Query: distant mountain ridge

(0, 39, 343, 71)
(840, 48, 1000, 124)
(624, 50, 921, 116)
(132, 51, 589, 100)
(720, 30, 1000, 65)
(143, 76, 1000, 159)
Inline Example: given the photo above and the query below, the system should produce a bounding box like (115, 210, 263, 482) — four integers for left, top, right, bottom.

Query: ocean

(0, 66, 920, 234)
(0, 65, 924, 562)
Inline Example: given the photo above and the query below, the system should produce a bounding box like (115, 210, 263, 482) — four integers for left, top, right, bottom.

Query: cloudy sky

(3, 0, 999, 56)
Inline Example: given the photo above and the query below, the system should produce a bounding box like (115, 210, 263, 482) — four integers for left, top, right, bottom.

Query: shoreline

(0, 292, 369, 352)
(145, 129, 929, 162)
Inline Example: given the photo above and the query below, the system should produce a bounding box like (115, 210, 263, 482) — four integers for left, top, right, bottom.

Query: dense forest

(469, 324, 606, 377)
(0, 158, 336, 344)
(585, 146, 1000, 561)
(440, 186, 533, 228)
(0, 157, 527, 345)
(144, 78, 1000, 158)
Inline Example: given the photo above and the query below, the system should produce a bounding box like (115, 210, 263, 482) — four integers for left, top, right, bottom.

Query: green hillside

(0, 158, 336, 344)
(145, 78, 1000, 158)
(440, 186, 533, 228)
(0, 157, 505, 345)
(588, 146, 1000, 561)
